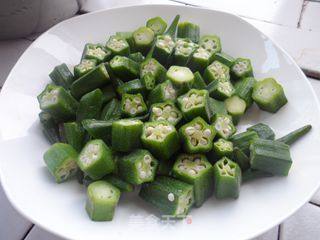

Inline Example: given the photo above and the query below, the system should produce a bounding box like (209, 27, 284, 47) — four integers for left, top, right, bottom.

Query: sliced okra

(167, 66, 194, 94)
(106, 35, 130, 56)
(49, 63, 74, 89)
(177, 22, 200, 43)
(213, 157, 241, 199)
(212, 113, 236, 139)
(82, 119, 112, 144)
(231, 58, 253, 80)
(192, 71, 207, 89)
(233, 147, 250, 171)
(247, 123, 275, 140)
(277, 124, 312, 145)
(133, 26, 155, 55)
(146, 16, 167, 35)
(39, 111, 60, 144)
(100, 98, 122, 121)
(43, 143, 78, 183)
(63, 122, 85, 152)
(86, 181, 120, 221)
(100, 84, 116, 104)
(157, 160, 173, 176)
(206, 79, 235, 100)
(252, 78, 287, 113)
(116, 79, 146, 96)
(139, 176, 194, 218)
(177, 89, 211, 122)
(76, 89, 103, 122)
(38, 84, 78, 122)
(172, 154, 213, 207)
(213, 138, 233, 158)
(234, 77, 256, 107)
(208, 98, 227, 122)
(128, 52, 145, 63)
(250, 138, 292, 176)
(173, 38, 198, 66)
(121, 93, 147, 117)
(141, 121, 180, 160)
(77, 139, 115, 180)
(229, 130, 259, 155)
(150, 101, 182, 126)
(199, 35, 221, 55)
(74, 59, 97, 79)
(179, 117, 216, 153)
(204, 60, 230, 83)
(188, 47, 212, 72)
(116, 32, 135, 50)
(140, 58, 166, 90)
(82, 43, 112, 63)
(109, 55, 140, 80)
(224, 95, 246, 124)
(112, 119, 143, 152)
(103, 175, 134, 192)
(213, 52, 235, 67)
(148, 80, 177, 105)
(118, 149, 158, 184)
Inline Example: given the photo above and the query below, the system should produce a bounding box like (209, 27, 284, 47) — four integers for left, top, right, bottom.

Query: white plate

(0, 4, 320, 240)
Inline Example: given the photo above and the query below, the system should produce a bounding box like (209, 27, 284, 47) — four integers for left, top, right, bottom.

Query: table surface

(1, 1, 320, 239)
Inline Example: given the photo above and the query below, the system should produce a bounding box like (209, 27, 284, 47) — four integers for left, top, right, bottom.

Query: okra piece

(167, 66, 194, 94)
(213, 52, 235, 67)
(106, 35, 130, 56)
(213, 157, 241, 199)
(39, 111, 60, 144)
(109, 55, 140, 80)
(141, 121, 180, 160)
(63, 122, 85, 152)
(230, 130, 259, 155)
(192, 71, 207, 89)
(173, 38, 198, 66)
(213, 138, 233, 158)
(49, 63, 74, 89)
(121, 93, 147, 117)
(252, 78, 287, 113)
(43, 143, 78, 183)
(212, 114, 236, 139)
(225, 95, 246, 124)
(76, 89, 103, 122)
(100, 84, 116, 104)
(199, 35, 222, 55)
(77, 139, 115, 180)
(177, 22, 200, 43)
(172, 154, 213, 207)
(150, 101, 182, 126)
(139, 176, 194, 218)
(204, 61, 230, 83)
(188, 47, 212, 72)
(74, 59, 97, 79)
(100, 98, 122, 121)
(103, 175, 134, 192)
(82, 43, 112, 63)
(208, 98, 227, 122)
(85, 181, 120, 221)
(132, 27, 155, 55)
(277, 124, 312, 145)
(250, 138, 292, 176)
(111, 119, 143, 152)
(38, 84, 78, 122)
(177, 89, 211, 121)
(157, 160, 173, 176)
(231, 58, 253, 80)
(128, 52, 145, 63)
(234, 77, 256, 107)
(118, 149, 158, 184)
(82, 119, 112, 144)
(71, 63, 111, 99)
(180, 117, 216, 153)
(116, 32, 135, 50)
(206, 79, 235, 100)
(148, 80, 177, 105)
(242, 169, 272, 182)
(233, 147, 250, 171)
(116, 79, 146, 96)
(140, 57, 166, 90)
(247, 123, 275, 140)
(146, 16, 167, 35)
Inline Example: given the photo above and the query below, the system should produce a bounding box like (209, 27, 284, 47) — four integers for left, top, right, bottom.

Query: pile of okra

(38, 15, 312, 221)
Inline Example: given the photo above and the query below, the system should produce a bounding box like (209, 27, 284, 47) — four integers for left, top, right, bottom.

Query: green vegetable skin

(39, 112, 60, 144)
(139, 176, 194, 218)
(76, 89, 103, 122)
(247, 123, 275, 140)
(128, 52, 145, 63)
(63, 122, 85, 152)
(213, 52, 235, 67)
(103, 175, 134, 192)
(117, 79, 146, 96)
(140, 55, 166, 90)
(100, 98, 122, 121)
(109, 55, 140, 80)
(192, 71, 207, 89)
(233, 147, 250, 171)
(100, 84, 116, 104)
(277, 124, 312, 145)
(234, 77, 256, 107)
(230, 130, 259, 155)
(177, 22, 200, 43)
(208, 97, 227, 121)
(132, 27, 155, 55)
(149, 101, 182, 126)
(49, 63, 74, 89)
(146, 16, 167, 35)
(121, 93, 148, 117)
(82, 119, 112, 144)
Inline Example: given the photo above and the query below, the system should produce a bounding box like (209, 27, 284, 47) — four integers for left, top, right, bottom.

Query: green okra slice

(43, 143, 79, 183)
(77, 139, 115, 180)
(71, 63, 111, 99)
(172, 154, 213, 207)
(63, 122, 85, 152)
(146, 16, 167, 35)
(212, 113, 236, 139)
(86, 181, 120, 221)
(213, 52, 235, 67)
(188, 47, 212, 73)
(38, 84, 78, 122)
(277, 124, 312, 145)
(231, 58, 253, 80)
(39, 111, 60, 144)
(250, 138, 292, 176)
(49, 63, 74, 89)
(133, 27, 155, 55)
(199, 35, 222, 55)
(121, 93, 147, 117)
(76, 89, 103, 122)
(177, 89, 211, 122)
(140, 58, 166, 90)
(82, 119, 112, 144)
(242, 169, 272, 182)
(247, 123, 275, 140)
(174, 38, 198, 66)
(204, 60, 230, 83)
(106, 35, 130, 56)
(233, 147, 250, 171)
(109, 55, 140, 80)
(230, 130, 259, 155)
(180, 117, 216, 153)
(150, 101, 182, 126)
(206, 79, 235, 100)
(100, 98, 122, 121)
(128, 52, 145, 63)
(148, 80, 177, 105)
(177, 22, 200, 43)
(224, 95, 246, 124)
(192, 71, 207, 89)
(141, 121, 180, 160)
(234, 77, 256, 107)
(118, 149, 158, 184)
(116, 79, 146, 96)
(252, 78, 287, 113)
(100, 84, 116, 104)
(157, 159, 173, 176)
(167, 65, 194, 94)
(213, 138, 233, 158)
(139, 176, 194, 218)
(82, 43, 112, 63)
(111, 119, 143, 152)
(116, 32, 135, 50)
(103, 175, 134, 192)
(213, 157, 241, 199)
(208, 98, 227, 122)
(74, 59, 97, 79)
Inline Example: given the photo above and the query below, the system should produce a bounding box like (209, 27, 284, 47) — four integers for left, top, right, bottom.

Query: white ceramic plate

(1, 4, 320, 240)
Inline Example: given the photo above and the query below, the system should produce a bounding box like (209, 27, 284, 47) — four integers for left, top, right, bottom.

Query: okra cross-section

(212, 114, 236, 139)
(213, 138, 234, 158)
(148, 80, 177, 105)
(74, 59, 97, 78)
(121, 93, 147, 117)
(206, 79, 235, 100)
(213, 157, 241, 199)
(133, 27, 155, 55)
(153, 34, 176, 65)
(204, 60, 230, 83)
(106, 35, 130, 56)
(177, 89, 211, 122)
(43, 143, 79, 183)
(118, 149, 158, 184)
(225, 95, 246, 124)
(174, 38, 198, 66)
(82, 43, 111, 63)
(146, 16, 167, 35)
(231, 58, 253, 80)
(86, 181, 120, 221)
(199, 35, 222, 55)
(77, 139, 115, 180)
(109, 55, 140, 80)
(188, 47, 212, 72)
(140, 58, 166, 90)
(179, 117, 216, 153)
(141, 121, 180, 160)
(139, 176, 194, 218)
(167, 66, 194, 94)
(172, 154, 214, 207)
(150, 101, 182, 126)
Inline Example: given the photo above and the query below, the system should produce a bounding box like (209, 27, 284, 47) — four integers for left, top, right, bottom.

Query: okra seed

(137, 106, 143, 111)
(185, 126, 195, 135)
(153, 107, 162, 116)
(193, 158, 201, 164)
(188, 169, 197, 175)
(203, 129, 212, 137)
(168, 193, 175, 202)
(130, 108, 137, 115)
(191, 138, 198, 146)
(140, 171, 146, 178)
(157, 116, 165, 121)
(168, 117, 176, 122)
(144, 155, 152, 163)
(194, 124, 201, 130)
(199, 138, 208, 145)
